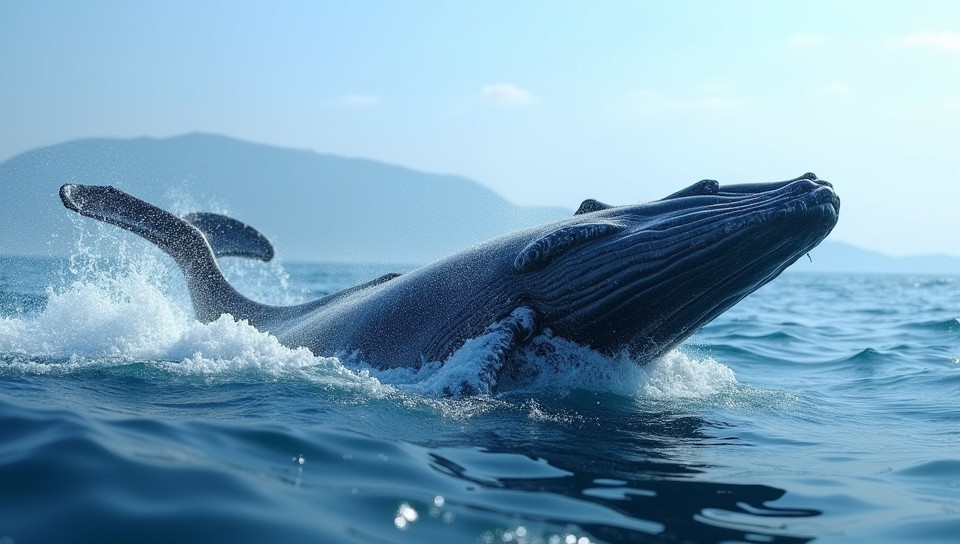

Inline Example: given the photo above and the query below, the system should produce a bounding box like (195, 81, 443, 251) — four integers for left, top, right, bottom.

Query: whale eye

(514, 221, 625, 273)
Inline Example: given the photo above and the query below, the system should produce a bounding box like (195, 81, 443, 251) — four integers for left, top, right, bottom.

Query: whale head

(514, 173, 840, 361)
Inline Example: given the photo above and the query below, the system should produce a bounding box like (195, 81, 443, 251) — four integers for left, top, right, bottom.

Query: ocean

(0, 246, 958, 543)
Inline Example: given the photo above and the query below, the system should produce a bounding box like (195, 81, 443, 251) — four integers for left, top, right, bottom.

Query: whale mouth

(536, 175, 840, 360)
(630, 179, 839, 353)
(710, 184, 839, 242)
(639, 177, 839, 245)
(644, 176, 840, 285)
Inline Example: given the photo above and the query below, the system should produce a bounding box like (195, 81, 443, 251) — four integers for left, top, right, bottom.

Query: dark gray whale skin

(60, 173, 839, 395)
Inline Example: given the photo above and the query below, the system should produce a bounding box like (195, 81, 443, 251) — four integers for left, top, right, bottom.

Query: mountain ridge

(1, 133, 957, 273)
(0, 133, 567, 264)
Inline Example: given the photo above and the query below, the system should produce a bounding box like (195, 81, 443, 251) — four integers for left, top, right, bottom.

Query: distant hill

(1, 133, 958, 274)
(0, 133, 567, 263)
(792, 240, 960, 275)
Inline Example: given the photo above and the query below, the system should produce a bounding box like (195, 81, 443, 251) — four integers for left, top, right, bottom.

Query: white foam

(639, 350, 739, 399)
(1, 253, 179, 357)
(0, 253, 387, 394)
(356, 330, 740, 401)
(499, 333, 739, 400)
(2, 243, 741, 402)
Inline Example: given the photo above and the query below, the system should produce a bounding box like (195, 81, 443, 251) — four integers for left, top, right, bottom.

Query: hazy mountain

(793, 240, 960, 275)
(0, 133, 568, 264)
(1, 133, 958, 274)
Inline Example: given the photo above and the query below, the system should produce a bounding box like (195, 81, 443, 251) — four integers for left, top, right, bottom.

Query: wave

(902, 317, 960, 333)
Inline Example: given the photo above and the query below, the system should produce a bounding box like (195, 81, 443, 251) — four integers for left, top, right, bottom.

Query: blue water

(1, 247, 958, 543)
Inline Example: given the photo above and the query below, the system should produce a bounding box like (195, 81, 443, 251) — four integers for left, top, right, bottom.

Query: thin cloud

(818, 83, 854, 97)
(702, 82, 733, 94)
(480, 83, 535, 106)
(668, 96, 744, 114)
(630, 88, 745, 116)
(890, 30, 960, 52)
(786, 33, 827, 48)
(338, 93, 380, 107)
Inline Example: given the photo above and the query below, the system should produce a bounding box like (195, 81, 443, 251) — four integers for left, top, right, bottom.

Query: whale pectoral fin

(183, 212, 275, 262)
(442, 307, 540, 397)
(514, 221, 626, 273)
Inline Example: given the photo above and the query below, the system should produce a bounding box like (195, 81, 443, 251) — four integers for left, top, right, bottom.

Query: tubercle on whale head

(570, 173, 837, 222)
(572, 178, 722, 217)
(661, 175, 837, 234)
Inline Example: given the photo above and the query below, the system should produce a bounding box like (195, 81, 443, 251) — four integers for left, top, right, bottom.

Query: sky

(1, 0, 958, 257)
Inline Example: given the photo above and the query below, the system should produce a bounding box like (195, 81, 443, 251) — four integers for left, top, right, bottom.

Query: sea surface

(1, 246, 958, 543)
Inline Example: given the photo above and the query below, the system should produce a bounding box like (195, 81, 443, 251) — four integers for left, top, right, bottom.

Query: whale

(59, 173, 839, 395)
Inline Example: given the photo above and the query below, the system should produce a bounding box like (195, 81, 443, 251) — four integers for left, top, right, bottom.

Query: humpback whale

(60, 173, 839, 395)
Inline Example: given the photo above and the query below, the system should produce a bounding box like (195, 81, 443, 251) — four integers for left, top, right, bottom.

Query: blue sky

(2, 0, 958, 256)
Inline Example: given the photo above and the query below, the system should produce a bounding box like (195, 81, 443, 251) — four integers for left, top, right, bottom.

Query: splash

(1, 254, 741, 401)
(639, 350, 739, 399)
(357, 329, 739, 401)
(502, 333, 739, 399)
(0, 247, 386, 394)
(1, 239, 741, 402)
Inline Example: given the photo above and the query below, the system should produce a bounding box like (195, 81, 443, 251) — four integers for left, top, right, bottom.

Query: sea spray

(2, 232, 748, 404)
(0, 241, 388, 394)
